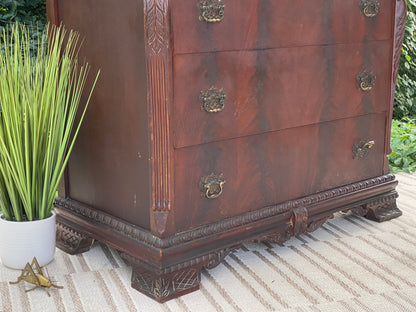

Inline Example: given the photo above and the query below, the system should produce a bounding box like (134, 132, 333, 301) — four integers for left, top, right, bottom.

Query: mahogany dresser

(47, 0, 406, 302)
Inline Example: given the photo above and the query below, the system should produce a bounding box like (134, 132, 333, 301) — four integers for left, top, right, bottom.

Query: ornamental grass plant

(0, 23, 99, 222)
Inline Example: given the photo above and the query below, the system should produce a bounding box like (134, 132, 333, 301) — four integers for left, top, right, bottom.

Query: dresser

(46, 0, 406, 302)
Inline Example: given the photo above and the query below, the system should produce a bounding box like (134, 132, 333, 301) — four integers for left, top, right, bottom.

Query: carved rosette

(144, 0, 173, 235)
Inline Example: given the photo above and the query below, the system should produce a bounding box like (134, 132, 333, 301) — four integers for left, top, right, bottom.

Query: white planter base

(0, 212, 56, 269)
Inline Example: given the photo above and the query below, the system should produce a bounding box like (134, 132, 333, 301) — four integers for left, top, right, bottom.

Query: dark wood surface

(173, 41, 392, 147)
(172, 0, 393, 54)
(47, 0, 406, 302)
(55, 0, 152, 229)
(174, 113, 386, 231)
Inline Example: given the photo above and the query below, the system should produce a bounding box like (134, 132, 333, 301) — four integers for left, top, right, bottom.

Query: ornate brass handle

(353, 140, 375, 159)
(200, 173, 226, 199)
(359, 0, 380, 18)
(199, 87, 226, 113)
(357, 71, 376, 92)
(198, 0, 225, 23)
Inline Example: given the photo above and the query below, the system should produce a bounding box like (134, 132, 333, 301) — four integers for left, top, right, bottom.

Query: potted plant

(0, 23, 99, 269)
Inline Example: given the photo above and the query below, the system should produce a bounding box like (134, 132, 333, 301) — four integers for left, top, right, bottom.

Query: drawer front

(174, 113, 386, 232)
(172, 0, 393, 54)
(173, 41, 392, 148)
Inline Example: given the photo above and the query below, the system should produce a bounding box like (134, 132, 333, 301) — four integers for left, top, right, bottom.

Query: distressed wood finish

(172, 0, 394, 54)
(173, 41, 392, 148)
(47, 0, 406, 302)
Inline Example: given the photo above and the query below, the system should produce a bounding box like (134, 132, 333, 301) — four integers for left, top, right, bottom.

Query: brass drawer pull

(357, 71, 376, 92)
(198, 0, 225, 23)
(199, 87, 226, 113)
(200, 173, 226, 199)
(353, 140, 375, 159)
(360, 0, 380, 18)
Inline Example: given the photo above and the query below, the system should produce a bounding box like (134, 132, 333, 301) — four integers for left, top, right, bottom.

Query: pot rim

(0, 210, 56, 224)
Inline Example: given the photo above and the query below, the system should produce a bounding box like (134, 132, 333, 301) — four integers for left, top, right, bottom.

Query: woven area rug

(0, 172, 415, 312)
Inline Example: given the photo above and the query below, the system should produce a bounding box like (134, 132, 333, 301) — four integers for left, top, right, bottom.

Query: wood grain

(173, 41, 392, 148)
(174, 113, 387, 232)
(172, 0, 393, 54)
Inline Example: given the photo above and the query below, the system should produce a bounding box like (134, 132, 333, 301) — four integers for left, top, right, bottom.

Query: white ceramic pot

(0, 211, 56, 269)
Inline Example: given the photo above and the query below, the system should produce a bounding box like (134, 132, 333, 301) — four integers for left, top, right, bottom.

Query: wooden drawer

(172, 0, 393, 54)
(174, 113, 386, 232)
(173, 40, 392, 148)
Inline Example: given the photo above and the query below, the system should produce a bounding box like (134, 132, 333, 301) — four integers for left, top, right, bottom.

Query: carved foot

(352, 191, 402, 222)
(120, 246, 239, 302)
(121, 253, 202, 302)
(56, 222, 94, 254)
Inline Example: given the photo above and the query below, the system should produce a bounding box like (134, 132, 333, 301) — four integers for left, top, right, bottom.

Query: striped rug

(0, 172, 415, 312)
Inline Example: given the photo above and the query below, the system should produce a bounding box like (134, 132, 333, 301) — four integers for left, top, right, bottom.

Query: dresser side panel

(55, 0, 152, 229)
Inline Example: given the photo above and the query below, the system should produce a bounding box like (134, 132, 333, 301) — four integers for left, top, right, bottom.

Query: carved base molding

(54, 174, 401, 301)
(254, 209, 335, 245)
(56, 221, 94, 255)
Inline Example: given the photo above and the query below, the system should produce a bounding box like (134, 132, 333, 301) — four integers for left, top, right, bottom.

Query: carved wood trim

(386, 0, 407, 159)
(55, 174, 396, 249)
(393, 0, 407, 86)
(253, 222, 293, 245)
(56, 222, 94, 255)
(144, 0, 174, 235)
(306, 215, 334, 232)
(121, 244, 239, 276)
(144, 0, 173, 210)
(124, 252, 203, 303)
(292, 207, 308, 235)
(358, 190, 402, 222)
(131, 268, 200, 302)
